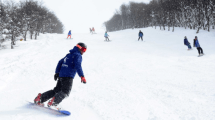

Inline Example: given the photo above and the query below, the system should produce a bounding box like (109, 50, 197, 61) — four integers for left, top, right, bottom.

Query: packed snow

(0, 27, 215, 120)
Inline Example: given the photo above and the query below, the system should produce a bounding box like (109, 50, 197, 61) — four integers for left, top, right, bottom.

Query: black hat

(77, 43, 87, 49)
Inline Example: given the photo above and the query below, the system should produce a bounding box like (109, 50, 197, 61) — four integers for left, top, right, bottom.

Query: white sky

(15, 0, 150, 33)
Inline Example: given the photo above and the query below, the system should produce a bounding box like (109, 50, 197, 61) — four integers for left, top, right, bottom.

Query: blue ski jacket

(139, 32, 143, 37)
(104, 33, 109, 37)
(55, 46, 84, 78)
(68, 31, 71, 35)
(193, 39, 200, 48)
(184, 39, 190, 45)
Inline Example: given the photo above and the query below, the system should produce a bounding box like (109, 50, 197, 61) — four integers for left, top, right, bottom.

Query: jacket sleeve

(55, 58, 64, 73)
(74, 55, 84, 77)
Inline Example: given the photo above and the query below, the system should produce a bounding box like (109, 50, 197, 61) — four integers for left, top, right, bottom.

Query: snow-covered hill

(0, 28, 215, 120)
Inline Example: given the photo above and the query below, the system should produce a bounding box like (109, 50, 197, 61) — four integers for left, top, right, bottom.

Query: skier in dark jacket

(89, 28, 92, 33)
(34, 43, 87, 109)
(184, 36, 192, 50)
(138, 30, 143, 41)
(193, 36, 204, 56)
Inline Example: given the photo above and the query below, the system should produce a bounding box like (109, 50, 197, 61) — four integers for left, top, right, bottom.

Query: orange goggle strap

(76, 45, 86, 52)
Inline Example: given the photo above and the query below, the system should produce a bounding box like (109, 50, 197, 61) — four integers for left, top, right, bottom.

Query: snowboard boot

(47, 97, 61, 110)
(34, 93, 44, 106)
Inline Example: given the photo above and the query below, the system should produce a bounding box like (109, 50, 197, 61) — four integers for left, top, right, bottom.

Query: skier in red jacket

(92, 27, 95, 34)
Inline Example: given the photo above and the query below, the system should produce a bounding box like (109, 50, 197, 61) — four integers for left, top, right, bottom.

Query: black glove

(54, 73, 59, 81)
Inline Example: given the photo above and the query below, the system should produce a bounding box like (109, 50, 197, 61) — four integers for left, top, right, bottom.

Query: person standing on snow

(89, 28, 92, 34)
(193, 36, 204, 56)
(34, 43, 87, 109)
(138, 30, 143, 41)
(184, 36, 192, 50)
(67, 30, 72, 39)
(104, 31, 109, 41)
(92, 27, 95, 34)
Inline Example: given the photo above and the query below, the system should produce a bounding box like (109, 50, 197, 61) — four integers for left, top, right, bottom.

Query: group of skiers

(89, 27, 95, 34)
(33, 29, 205, 110)
(138, 30, 204, 56)
(184, 36, 204, 56)
(138, 31, 204, 56)
(104, 30, 143, 42)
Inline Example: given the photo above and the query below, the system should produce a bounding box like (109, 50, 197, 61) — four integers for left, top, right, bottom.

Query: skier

(184, 36, 192, 50)
(89, 28, 92, 34)
(67, 30, 72, 39)
(34, 42, 87, 109)
(193, 36, 204, 56)
(92, 27, 95, 34)
(104, 31, 109, 41)
(138, 30, 143, 41)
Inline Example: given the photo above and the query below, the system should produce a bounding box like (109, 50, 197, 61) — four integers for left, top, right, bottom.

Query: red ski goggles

(76, 45, 87, 52)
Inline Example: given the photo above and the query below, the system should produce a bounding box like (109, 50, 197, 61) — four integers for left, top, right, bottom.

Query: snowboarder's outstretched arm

(74, 55, 86, 83)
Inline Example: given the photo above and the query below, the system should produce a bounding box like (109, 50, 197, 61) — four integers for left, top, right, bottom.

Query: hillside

(0, 28, 215, 120)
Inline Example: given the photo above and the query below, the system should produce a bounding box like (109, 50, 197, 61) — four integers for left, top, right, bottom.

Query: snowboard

(27, 101, 71, 116)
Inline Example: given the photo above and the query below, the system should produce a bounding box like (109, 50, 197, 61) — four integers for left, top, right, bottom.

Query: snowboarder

(34, 42, 87, 109)
(104, 31, 109, 41)
(193, 36, 204, 56)
(138, 30, 143, 41)
(184, 36, 192, 50)
(67, 30, 72, 39)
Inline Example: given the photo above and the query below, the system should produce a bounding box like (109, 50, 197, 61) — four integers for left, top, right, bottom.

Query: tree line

(104, 0, 215, 33)
(0, 0, 64, 49)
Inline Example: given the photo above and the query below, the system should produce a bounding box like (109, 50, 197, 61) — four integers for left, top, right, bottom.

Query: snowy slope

(0, 28, 215, 120)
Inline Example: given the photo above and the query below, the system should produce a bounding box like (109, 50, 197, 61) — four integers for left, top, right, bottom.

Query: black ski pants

(197, 47, 203, 54)
(41, 77, 73, 104)
(105, 37, 109, 41)
(138, 36, 143, 41)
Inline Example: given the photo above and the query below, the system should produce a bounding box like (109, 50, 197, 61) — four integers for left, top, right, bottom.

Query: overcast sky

(16, 0, 150, 33)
